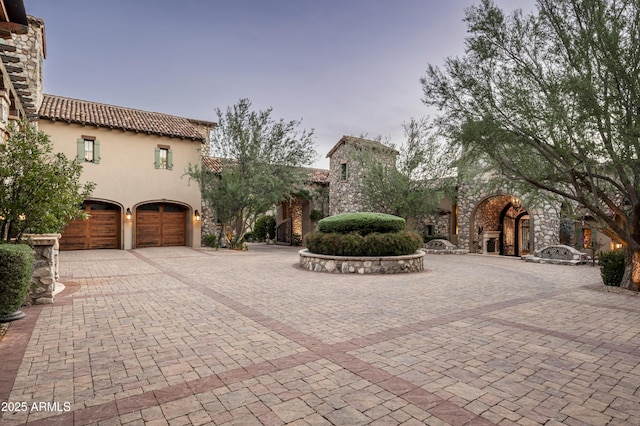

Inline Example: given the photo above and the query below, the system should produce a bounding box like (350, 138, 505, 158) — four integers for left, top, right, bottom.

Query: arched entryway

(60, 200, 122, 250)
(470, 194, 533, 256)
(135, 202, 188, 248)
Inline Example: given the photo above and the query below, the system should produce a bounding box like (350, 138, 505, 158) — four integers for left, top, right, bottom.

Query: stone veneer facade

(8, 16, 46, 113)
(327, 136, 397, 216)
(326, 137, 563, 255)
(457, 179, 560, 253)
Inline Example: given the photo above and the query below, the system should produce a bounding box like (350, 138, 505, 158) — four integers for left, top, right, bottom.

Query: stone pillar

(25, 234, 60, 305)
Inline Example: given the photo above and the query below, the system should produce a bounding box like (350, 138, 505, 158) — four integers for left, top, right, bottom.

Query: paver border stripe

(0, 305, 44, 420)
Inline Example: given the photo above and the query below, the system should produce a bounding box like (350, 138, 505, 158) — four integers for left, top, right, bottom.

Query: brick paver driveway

(1, 245, 639, 425)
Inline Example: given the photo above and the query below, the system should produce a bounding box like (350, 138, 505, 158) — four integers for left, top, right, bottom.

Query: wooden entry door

(136, 204, 186, 248)
(60, 201, 120, 250)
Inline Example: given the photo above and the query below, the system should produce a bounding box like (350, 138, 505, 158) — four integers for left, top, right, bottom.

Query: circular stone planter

(299, 249, 425, 274)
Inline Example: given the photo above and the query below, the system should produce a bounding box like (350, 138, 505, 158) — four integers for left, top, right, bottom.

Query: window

(155, 145, 173, 170)
(84, 140, 94, 162)
(76, 136, 100, 164)
(340, 163, 349, 181)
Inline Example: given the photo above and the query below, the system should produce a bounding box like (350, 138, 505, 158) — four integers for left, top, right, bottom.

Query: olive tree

(422, 0, 640, 289)
(187, 98, 317, 245)
(0, 121, 94, 242)
(358, 118, 456, 232)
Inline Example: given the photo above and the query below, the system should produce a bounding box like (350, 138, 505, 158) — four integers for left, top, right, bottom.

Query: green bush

(317, 212, 406, 236)
(599, 249, 626, 286)
(305, 231, 423, 256)
(254, 215, 276, 241)
(309, 209, 324, 222)
(0, 244, 34, 317)
(203, 234, 217, 248)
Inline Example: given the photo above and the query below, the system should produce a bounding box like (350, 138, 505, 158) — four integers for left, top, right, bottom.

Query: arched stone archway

(468, 194, 534, 255)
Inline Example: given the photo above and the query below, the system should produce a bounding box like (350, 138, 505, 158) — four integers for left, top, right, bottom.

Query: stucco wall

(40, 120, 203, 249)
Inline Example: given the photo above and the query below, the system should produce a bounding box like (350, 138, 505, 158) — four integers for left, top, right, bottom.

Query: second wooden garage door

(136, 203, 186, 248)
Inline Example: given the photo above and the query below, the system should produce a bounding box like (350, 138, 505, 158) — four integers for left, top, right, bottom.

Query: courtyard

(1, 245, 639, 425)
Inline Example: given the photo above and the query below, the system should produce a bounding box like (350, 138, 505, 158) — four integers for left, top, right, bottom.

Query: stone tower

(326, 136, 397, 216)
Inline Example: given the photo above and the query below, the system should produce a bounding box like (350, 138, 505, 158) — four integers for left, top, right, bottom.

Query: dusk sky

(25, 0, 536, 168)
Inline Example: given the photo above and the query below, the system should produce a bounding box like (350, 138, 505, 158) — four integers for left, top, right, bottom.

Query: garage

(60, 201, 121, 250)
(136, 203, 187, 248)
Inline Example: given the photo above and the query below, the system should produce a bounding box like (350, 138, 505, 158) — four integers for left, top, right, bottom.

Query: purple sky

(26, 0, 535, 168)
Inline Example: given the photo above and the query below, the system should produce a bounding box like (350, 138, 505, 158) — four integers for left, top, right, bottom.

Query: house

(38, 94, 216, 250)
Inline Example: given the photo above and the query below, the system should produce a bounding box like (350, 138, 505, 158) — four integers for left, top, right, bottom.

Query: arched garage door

(136, 203, 187, 248)
(60, 201, 121, 250)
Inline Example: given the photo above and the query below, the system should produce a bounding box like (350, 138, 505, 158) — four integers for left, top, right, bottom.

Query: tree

(422, 0, 640, 289)
(187, 98, 317, 246)
(0, 121, 94, 242)
(358, 118, 456, 231)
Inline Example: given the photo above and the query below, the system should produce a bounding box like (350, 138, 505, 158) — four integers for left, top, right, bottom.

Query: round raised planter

(299, 249, 425, 274)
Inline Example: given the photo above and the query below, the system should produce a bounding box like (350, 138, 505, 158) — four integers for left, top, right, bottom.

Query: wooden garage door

(136, 204, 186, 248)
(60, 202, 120, 250)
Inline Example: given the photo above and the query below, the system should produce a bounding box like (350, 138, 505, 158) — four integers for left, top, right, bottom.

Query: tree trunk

(620, 248, 640, 290)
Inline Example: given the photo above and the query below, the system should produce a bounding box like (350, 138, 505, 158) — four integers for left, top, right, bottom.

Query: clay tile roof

(202, 157, 329, 183)
(39, 94, 216, 141)
(305, 167, 330, 183)
(202, 156, 224, 173)
(326, 135, 398, 158)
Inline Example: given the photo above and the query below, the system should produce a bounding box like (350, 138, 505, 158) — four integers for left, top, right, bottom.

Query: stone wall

(299, 249, 424, 274)
(328, 142, 368, 215)
(25, 234, 60, 305)
(328, 137, 396, 216)
(9, 16, 46, 113)
(457, 179, 560, 253)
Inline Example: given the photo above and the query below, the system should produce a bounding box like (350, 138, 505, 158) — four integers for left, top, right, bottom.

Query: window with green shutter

(76, 136, 100, 164)
(155, 145, 173, 170)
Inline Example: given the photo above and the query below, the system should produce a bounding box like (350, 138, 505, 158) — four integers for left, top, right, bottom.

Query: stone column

(25, 234, 60, 305)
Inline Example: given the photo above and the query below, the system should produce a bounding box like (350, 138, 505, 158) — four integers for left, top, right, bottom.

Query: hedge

(0, 244, 34, 317)
(317, 212, 406, 236)
(305, 231, 423, 256)
(599, 249, 626, 287)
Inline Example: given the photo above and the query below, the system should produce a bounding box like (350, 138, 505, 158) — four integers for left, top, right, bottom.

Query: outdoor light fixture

(194, 210, 201, 222)
(615, 243, 623, 249)
(511, 197, 522, 212)
(125, 208, 132, 220)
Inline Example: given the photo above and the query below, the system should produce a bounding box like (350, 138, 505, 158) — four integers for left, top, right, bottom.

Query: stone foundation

(299, 249, 424, 274)
(25, 234, 60, 305)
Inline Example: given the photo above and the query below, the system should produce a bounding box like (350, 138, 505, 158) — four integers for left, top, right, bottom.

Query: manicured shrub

(599, 249, 626, 287)
(305, 231, 422, 256)
(203, 234, 217, 247)
(0, 244, 34, 317)
(254, 215, 276, 241)
(317, 212, 406, 236)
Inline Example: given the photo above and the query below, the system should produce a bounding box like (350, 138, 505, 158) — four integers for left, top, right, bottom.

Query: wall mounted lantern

(125, 208, 132, 221)
(194, 210, 201, 222)
(511, 196, 522, 212)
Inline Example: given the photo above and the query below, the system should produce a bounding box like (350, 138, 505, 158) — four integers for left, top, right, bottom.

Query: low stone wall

(299, 249, 424, 274)
(422, 239, 468, 255)
(521, 244, 587, 265)
(25, 234, 60, 305)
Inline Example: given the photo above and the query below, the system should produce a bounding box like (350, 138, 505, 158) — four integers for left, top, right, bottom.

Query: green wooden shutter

(93, 140, 101, 164)
(154, 147, 160, 169)
(167, 149, 173, 170)
(76, 138, 85, 163)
